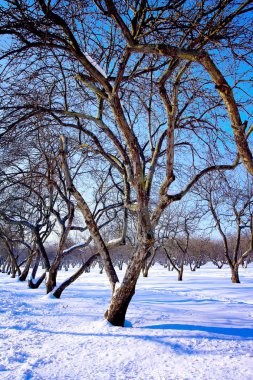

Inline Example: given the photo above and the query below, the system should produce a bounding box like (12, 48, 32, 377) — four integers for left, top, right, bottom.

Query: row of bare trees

(0, 0, 253, 325)
(1, 185, 252, 282)
(1, 129, 252, 312)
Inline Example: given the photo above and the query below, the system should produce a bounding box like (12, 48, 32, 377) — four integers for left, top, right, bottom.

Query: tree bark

(46, 261, 59, 293)
(105, 242, 152, 326)
(19, 252, 34, 281)
(231, 265, 240, 283)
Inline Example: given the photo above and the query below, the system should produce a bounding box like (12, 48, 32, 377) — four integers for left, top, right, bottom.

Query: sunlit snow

(0, 264, 253, 379)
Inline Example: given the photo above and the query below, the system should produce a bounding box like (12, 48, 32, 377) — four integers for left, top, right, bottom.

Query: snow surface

(1, 264, 253, 380)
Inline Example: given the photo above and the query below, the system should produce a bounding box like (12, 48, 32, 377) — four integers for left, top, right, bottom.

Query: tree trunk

(105, 243, 151, 326)
(99, 262, 104, 274)
(142, 248, 157, 278)
(142, 257, 149, 277)
(53, 254, 99, 298)
(46, 263, 59, 293)
(8, 253, 20, 277)
(36, 234, 51, 271)
(28, 272, 46, 289)
(231, 265, 240, 283)
(189, 261, 196, 271)
(178, 264, 184, 281)
(105, 284, 135, 327)
(19, 253, 34, 281)
(28, 250, 46, 289)
(2, 258, 9, 273)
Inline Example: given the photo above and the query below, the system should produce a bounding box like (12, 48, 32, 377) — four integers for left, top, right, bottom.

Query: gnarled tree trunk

(105, 242, 152, 326)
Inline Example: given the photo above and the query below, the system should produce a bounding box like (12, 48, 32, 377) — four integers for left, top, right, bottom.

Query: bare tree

(1, 0, 253, 325)
(197, 171, 253, 283)
(158, 202, 202, 280)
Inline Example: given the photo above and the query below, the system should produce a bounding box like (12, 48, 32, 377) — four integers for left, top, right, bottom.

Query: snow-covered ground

(1, 264, 253, 380)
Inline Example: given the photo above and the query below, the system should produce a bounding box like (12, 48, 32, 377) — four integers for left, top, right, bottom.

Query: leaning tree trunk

(105, 242, 151, 326)
(53, 254, 99, 298)
(19, 252, 34, 281)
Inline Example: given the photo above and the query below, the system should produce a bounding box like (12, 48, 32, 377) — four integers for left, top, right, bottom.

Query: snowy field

(1, 264, 253, 380)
